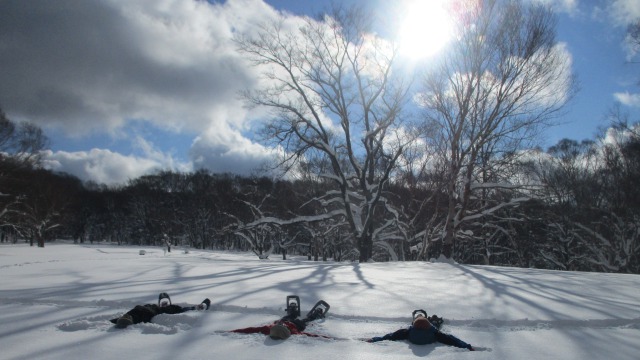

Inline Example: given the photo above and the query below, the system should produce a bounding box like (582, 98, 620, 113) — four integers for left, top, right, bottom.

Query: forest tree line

(1, 111, 639, 273)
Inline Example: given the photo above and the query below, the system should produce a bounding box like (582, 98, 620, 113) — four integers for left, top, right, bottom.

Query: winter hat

(269, 323, 292, 340)
(412, 316, 431, 330)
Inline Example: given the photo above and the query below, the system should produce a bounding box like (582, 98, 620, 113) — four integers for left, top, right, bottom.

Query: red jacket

(231, 320, 326, 338)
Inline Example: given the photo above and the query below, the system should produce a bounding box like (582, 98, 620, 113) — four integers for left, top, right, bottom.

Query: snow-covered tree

(418, 0, 577, 259)
(234, 6, 415, 262)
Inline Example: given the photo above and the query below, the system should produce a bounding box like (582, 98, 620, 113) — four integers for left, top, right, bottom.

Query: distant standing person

(163, 234, 171, 253)
(366, 310, 475, 351)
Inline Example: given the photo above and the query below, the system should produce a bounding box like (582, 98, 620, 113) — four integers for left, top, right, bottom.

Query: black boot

(115, 314, 133, 329)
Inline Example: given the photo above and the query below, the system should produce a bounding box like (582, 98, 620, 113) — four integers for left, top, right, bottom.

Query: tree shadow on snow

(450, 263, 635, 321)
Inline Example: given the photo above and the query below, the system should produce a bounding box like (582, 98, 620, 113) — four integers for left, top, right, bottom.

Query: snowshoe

(115, 314, 133, 329)
(197, 298, 211, 310)
(306, 300, 330, 321)
(269, 323, 291, 340)
(285, 295, 301, 318)
(158, 292, 171, 307)
(428, 314, 444, 329)
(412, 309, 427, 320)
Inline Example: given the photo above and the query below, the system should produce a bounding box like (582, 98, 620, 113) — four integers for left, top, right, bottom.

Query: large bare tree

(234, 7, 414, 261)
(419, 0, 577, 258)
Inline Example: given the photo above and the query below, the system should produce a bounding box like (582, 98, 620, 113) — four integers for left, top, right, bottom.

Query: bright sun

(397, 0, 455, 60)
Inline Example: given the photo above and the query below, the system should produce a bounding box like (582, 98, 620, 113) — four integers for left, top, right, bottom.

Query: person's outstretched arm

(230, 325, 272, 335)
(163, 298, 210, 313)
(368, 328, 409, 342)
(435, 330, 474, 350)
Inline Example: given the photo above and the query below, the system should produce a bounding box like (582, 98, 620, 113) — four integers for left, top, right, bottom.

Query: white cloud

(41, 148, 189, 186)
(0, 0, 290, 183)
(608, 0, 640, 27)
(0, 0, 275, 136)
(41, 129, 278, 187)
(530, 0, 578, 14)
(133, 136, 192, 173)
(588, 0, 640, 75)
(601, 123, 640, 147)
(189, 124, 277, 176)
(614, 92, 640, 107)
(535, 42, 575, 106)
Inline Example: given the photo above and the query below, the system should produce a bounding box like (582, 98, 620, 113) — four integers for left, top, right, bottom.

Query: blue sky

(0, 0, 638, 185)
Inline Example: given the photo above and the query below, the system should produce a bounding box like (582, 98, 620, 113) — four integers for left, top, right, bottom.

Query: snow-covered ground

(1, 243, 638, 360)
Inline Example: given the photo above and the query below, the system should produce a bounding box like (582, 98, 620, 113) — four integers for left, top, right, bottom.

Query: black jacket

(110, 303, 197, 325)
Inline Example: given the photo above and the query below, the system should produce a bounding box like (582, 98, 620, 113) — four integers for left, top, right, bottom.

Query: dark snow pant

(126, 305, 159, 324)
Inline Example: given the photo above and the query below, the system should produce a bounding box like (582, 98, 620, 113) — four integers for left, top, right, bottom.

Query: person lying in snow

(230, 297, 330, 340)
(366, 309, 475, 351)
(110, 292, 210, 328)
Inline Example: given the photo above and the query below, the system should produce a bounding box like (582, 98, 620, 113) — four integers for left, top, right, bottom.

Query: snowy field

(1, 243, 638, 360)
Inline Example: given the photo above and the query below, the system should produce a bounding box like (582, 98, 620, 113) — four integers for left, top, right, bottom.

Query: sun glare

(397, 0, 455, 60)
